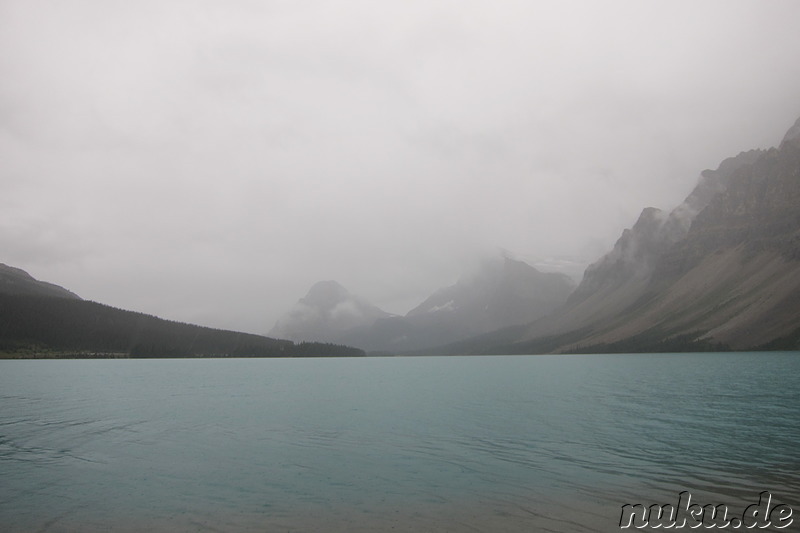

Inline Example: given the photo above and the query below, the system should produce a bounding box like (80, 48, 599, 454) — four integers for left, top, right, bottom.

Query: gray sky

(2, 0, 800, 334)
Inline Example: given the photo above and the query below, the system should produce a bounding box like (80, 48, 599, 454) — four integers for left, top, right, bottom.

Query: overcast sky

(2, 0, 800, 334)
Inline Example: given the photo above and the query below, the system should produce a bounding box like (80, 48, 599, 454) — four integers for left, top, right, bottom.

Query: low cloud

(2, 1, 800, 333)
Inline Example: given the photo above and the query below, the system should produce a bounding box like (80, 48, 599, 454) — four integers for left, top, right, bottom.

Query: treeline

(0, 294, 364, 358)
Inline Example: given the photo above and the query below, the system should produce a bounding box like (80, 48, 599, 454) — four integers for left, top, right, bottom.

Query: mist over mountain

(3, 1, 800, 336)
(273, 256, 575, 353)
(390, 256, 574, 350)
(5, 114, 799, 356)
(447, 116, 800, 354)
(274, 114, 799, 356)
(554, 148, 765, 332)
(269, 280, 393, 343)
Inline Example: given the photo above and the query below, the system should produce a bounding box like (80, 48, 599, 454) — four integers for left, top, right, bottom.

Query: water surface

(1, 352, 798, 531)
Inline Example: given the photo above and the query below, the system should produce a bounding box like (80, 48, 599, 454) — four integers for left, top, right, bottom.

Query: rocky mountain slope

(467, 116, 800, 353)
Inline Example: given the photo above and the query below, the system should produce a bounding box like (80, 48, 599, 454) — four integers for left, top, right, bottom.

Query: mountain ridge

(272, 255, 575, 353)
(5, 115, 799, 356)
(0, 263, 81, 300)
(471, 116, 800, 353)
(0, 267, 365, 358)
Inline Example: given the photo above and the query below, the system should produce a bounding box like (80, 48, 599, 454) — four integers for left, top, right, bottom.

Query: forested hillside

(0, 293, 363, 358)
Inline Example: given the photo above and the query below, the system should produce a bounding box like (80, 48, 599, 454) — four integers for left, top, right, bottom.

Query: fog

(2, 1, 800, 334)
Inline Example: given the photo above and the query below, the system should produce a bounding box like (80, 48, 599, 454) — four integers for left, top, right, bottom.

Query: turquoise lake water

(1, 352, 798, 532)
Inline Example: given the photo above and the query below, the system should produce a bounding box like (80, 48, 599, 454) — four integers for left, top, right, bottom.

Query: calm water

(1, 353, 798, 532)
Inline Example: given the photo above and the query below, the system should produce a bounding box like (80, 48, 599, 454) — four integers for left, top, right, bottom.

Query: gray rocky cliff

(510, 116, 800, 352)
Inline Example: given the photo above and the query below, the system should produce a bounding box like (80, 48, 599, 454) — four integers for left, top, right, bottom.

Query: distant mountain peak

(406, 254, 575, 332)
(269, 280, 391, 343)
(270, 255, 575, 353)
(302, 280, 352, 308)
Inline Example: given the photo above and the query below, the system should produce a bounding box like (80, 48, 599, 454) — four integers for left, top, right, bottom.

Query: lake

(1, 352, 798, 532)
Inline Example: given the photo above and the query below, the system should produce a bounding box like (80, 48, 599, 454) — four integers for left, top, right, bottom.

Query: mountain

(0, 263, 81, 299)
(408, 256, 574, 330)
(374, 256, 574, 352)
(454, 116, 800, 354)
(276, 256, 575, 353)
(269, 280, 393, 343)
(0, 266, 365, 358)
(531, 148, 765, 341)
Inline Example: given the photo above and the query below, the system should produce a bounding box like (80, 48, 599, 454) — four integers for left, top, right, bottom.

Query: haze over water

(1, 352, 798, 532)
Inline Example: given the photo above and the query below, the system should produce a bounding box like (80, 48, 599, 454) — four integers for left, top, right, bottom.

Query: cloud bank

(2, 0, 799, 333)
